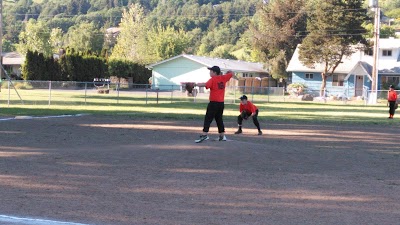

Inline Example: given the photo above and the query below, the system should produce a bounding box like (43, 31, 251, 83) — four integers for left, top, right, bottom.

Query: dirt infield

(0, 115, 399, 225)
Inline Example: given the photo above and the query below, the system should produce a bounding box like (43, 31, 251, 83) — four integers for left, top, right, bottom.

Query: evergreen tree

(298, 0, 368, 96)
(21, 50, 37, 80)
(59, 49, 107, 81)
(251, 0, 307, 80)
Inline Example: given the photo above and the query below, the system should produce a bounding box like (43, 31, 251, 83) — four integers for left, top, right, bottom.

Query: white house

(287, 38, 400, 97)
(146, 54, 268, 90)
(2, 52, 25, 77)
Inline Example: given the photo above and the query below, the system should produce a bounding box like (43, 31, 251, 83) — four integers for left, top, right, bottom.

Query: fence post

(194, 84, 196, 103)
(283, 85, 285, 98)
(156, 88, 159, 104)
(146, 85, 148, 104)
(171, 85, 173, 103)
(268, 78, 270, 103)
(117, 82, 120, 104)
(7, 80, 10, 107)
(48, 81, 52, 106)
(84, 82, 87, 105)
(251, 85, 254, 102)
(234, 85, 236, 104)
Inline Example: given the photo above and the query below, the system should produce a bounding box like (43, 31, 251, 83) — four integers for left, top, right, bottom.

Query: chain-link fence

(366, 90, 400, 104)
(0, 80, 285, 106)
(0, 80, 385, 106)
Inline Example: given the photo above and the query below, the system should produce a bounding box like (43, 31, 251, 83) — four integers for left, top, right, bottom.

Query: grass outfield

(0, 92, 398, 126)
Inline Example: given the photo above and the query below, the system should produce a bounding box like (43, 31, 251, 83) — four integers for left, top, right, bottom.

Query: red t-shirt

(205, 72, 233, 102)
(388, 90, 398, 101)
(240, 101, 258, 114)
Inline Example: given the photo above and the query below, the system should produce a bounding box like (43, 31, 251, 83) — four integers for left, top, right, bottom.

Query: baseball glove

(241, 110, 249, 120)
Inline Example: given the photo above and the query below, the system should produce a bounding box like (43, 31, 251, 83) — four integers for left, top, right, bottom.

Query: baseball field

(0, 101, 399, 225)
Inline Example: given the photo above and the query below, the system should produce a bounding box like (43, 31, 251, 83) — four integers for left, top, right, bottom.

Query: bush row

(21, 50, 152, 83)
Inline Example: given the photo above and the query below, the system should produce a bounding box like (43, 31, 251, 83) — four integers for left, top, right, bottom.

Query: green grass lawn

(0, 88, 397, 126)
(1, 94, 397, 126)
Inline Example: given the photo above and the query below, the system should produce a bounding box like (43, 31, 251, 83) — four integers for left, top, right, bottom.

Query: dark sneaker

(195, 135, 209, 143)
(218, 135, 227, 141)
(258, 130, 263, 135)
(234, 129, 242, 134)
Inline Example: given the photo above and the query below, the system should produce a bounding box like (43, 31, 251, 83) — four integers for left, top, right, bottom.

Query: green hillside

(2, 0, 260, 61)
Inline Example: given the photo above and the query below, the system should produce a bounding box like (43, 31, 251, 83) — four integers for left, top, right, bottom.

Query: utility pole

(0, 0, 3, 79)
(369, 0, 380, 104)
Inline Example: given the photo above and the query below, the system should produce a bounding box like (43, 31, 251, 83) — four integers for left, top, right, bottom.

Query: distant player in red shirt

(387, 85, 398, 119)
(195, 66, 234, 143)
(235, 95, 262, 135)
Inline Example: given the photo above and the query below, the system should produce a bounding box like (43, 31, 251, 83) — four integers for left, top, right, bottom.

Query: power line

(3, 7, 368, 19)
(3, 29, 371, 37)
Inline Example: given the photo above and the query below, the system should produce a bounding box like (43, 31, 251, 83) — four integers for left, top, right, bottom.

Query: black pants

(238, 109, 261, 130)
(389, 101, 396, 115)
(203, 101, 225, 133)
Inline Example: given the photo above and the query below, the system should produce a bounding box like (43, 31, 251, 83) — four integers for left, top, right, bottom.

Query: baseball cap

(389, 85, 394, 89)
(239, 95, 248, 100)
(207, 66, 221, 75)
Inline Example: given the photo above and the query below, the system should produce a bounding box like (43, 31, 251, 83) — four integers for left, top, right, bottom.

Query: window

(305, 73, 314, 79)
(382, 50, 392, 57)
(242, 73, 253, 78)
(332, 74, 345, 86)
(364, 48, 373, 56)
(385, 76, 400, 85)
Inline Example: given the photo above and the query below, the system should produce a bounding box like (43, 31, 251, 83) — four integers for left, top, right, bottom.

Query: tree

(64, 22, 104, 54)
(21, 50, 40, 80)
(147, 25, 191, 60)
(2, 39, 15, 52)
(209, 44, 237, 59)
(21, 50, 60, 80)
(251, 0, 307, 81)
(6, 0, 262, 64)
(269, 50, 288, 81)
(382, 0, 400, 11)
(108, 59, 151, 83)
(50, 28, 64, 53)
(363, 23, 396, 38)
(110, 3, 154, 64)
(298, 0, 367, 96)
(58, 49, 108, 81)
(46, 18, 76, 32)
(17, 19, 53, 57)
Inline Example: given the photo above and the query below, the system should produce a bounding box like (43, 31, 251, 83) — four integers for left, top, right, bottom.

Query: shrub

(287, 83, 307, 96)
(11, 82, 33, 89)
(108, 59, 151, 84)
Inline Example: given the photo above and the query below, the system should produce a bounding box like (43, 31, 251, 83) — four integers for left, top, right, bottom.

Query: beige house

(2, 52, 25, 78)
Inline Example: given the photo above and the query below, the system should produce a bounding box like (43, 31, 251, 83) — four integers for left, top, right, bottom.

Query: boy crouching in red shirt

(235, 95, 262, 135)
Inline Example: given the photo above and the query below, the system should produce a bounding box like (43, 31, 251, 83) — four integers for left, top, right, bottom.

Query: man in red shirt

(234, 95, 262, 135)
(195, 66, 234, 143)
(388, 85, 398, 119)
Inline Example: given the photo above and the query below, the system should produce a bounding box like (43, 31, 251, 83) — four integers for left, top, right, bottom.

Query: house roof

(147, 54, 267, 73)
(2, 52, 24, 65)
(287, 39, 400, 75)
(345, 61, 373, 81)
(286, 45, 363, 74)
(379, 37, 400, 49)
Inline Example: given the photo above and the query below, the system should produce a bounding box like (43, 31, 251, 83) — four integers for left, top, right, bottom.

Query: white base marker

(0, 215, 89, 225)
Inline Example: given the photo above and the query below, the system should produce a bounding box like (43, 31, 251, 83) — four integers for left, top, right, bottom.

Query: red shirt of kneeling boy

(235, 95, 262, 135)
